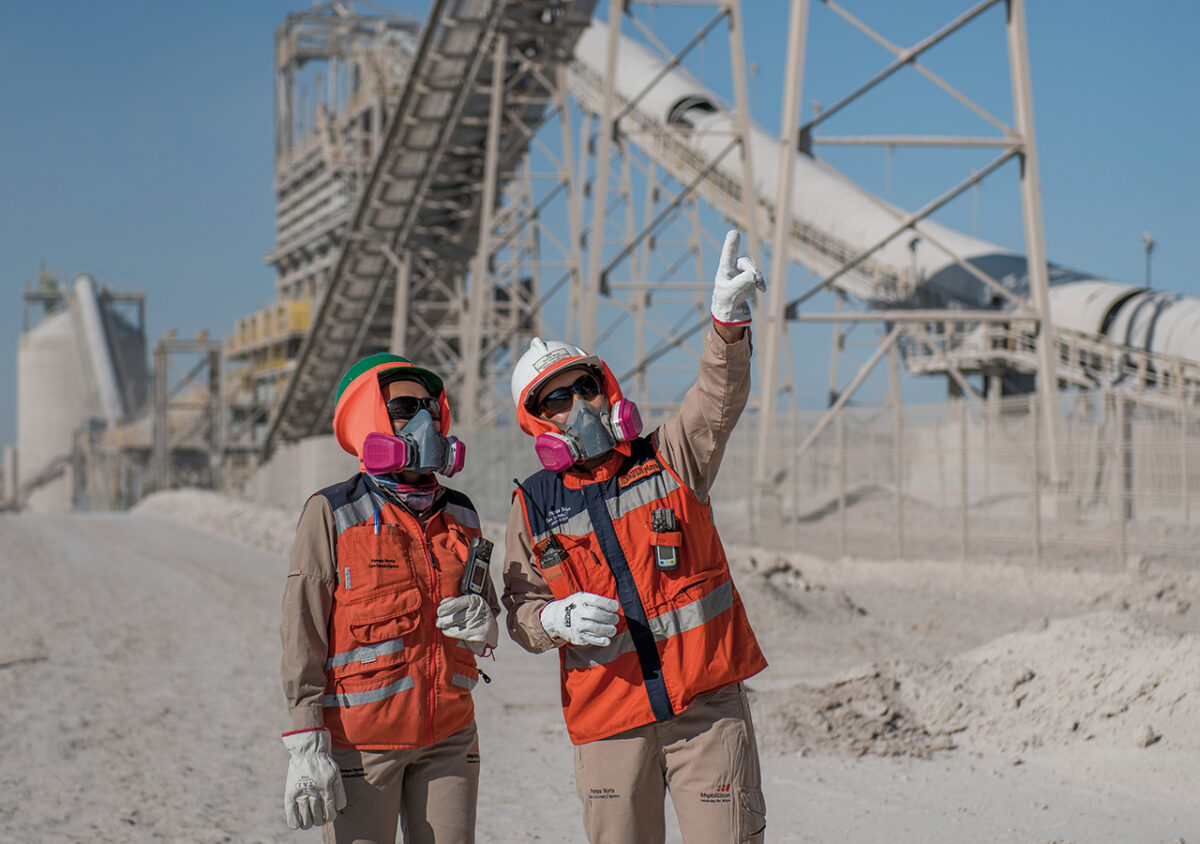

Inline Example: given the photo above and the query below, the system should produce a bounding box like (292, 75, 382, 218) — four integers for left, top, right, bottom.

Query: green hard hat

(335, 353, 444, 403)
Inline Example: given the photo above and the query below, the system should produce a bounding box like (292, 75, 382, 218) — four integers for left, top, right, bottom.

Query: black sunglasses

(538, 373, 602, 417)
(386, 396, 440, 421)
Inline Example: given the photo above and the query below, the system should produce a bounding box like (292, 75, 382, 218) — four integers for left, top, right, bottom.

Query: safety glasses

(538, 373, 602, 417)
(385, 395, 440, 421)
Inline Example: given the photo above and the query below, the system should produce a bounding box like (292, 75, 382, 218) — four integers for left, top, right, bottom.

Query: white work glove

(282, 727, 346, 830)
(540, 591, 621, 647)
(710, 229, 766, 325)
(436, 594, 499, 655)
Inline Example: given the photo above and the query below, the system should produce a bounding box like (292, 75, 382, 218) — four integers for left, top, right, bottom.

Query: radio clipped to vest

(651, 507, 682, 571)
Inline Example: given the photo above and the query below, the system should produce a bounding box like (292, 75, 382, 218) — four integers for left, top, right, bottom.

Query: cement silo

(16, 273, 147, 512)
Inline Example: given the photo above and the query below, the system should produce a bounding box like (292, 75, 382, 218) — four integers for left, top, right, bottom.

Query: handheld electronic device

(651, 507, 680, 571)
(461, 537, 494, 596)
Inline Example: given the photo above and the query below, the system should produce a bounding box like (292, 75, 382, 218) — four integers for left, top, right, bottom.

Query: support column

(581, 1, 624, 352)
(567, 110, 592, 345)
(152, 341, 168, 493)
(462, 34, 507, 429)
(210, 348, 224, 491)
(837, 408, 846, 558)
(1007, 0, 1064, 510)
(389, 251, 412, 357)
(753, 0, 809, 518)
(1030, 392, 1042, 562)
(827, 294, 843, 407)
(726, 0, 762, 266)
(959, 396, 968, 562)
(889, 341, 904, 557)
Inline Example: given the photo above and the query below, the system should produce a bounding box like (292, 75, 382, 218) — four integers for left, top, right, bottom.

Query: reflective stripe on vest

(325, 637, 405, 670)
(443, 501, 481, 531)
(606, 470, 679, 521)
(324, 675, 415, 708)
(451, 673, 477, 691)
(528, 469, 682, 546)
(563, 579, 734, 671)
(332, 490, 377, 536)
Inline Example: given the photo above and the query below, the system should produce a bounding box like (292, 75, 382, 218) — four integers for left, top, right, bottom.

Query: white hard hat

(511, 337, 604, 410)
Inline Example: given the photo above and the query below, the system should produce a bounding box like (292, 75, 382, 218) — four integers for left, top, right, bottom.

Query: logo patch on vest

(369, 558, 400, 568)
(619, 459, 661, 488)
(545, 505, 574, 529)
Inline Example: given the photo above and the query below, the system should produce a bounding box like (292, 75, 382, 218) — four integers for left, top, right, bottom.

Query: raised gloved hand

(436, 594, 499, 655)
(710, 229, 766, 325)
(282, 727, 346, 830)
(540, 591, 621, 647)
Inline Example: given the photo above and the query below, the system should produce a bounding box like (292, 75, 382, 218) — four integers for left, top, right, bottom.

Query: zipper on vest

(421, 524, 440, 748)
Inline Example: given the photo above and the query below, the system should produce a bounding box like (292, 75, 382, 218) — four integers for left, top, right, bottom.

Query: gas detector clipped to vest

(461, 537, 493, 596)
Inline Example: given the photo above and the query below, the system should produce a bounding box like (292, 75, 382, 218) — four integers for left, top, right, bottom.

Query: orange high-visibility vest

(319, 474, 483, 750)
(516, 436, 767, 744)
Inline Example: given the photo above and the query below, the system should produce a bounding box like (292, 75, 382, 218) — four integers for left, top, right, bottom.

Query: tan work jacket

(503, 326, 756, 655)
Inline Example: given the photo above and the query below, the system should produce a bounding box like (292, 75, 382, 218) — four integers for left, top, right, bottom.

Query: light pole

(1142, 231, 1155, 287)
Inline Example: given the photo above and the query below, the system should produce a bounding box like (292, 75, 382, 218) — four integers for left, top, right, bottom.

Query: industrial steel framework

(266, 0, 600, 450)
(258, 0, 1200, 527)
(755, 0, 1063, 504)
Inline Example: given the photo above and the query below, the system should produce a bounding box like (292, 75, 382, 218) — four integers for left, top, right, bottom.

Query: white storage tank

(17, 304, 92, 511)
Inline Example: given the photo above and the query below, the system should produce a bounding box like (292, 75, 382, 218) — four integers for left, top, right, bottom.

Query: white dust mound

(899, 610, 1199, 753)
(133, 489, 298, 556)
(132, 489, 506, 558)
(754, 611, 1199, 759)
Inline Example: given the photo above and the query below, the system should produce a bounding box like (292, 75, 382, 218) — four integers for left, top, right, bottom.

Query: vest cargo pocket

(327, 587, 420, 680)
(736, 786, 766, 843)
(345, 586, 421, 646)
(448, 648, 481, 693)
(649, 570, 713, 618)
(325, 663, 415, 706)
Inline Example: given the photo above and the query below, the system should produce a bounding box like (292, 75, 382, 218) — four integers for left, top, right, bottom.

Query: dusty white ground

(1, 488, 1197, 843)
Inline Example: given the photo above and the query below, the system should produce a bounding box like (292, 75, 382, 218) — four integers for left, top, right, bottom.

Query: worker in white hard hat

(503, 230, 769, 843)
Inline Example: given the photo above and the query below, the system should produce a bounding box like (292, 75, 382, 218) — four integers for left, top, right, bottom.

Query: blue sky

(1, 1, 1197, 450)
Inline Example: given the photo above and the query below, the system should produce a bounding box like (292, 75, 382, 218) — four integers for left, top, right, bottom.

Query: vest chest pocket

(337, 523, 418, 595)
(428, 523, 473, 594)
(640, 501, 726, 611)
(555, 534, 617, 599)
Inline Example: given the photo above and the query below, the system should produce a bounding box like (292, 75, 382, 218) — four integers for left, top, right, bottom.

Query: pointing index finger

(720, 229, 741, 275)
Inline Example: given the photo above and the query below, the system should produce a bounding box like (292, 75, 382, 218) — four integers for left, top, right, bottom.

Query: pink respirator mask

(361, 408, 466, 478)
(362, 432, 465, 477)
(533, 399, 642, 472)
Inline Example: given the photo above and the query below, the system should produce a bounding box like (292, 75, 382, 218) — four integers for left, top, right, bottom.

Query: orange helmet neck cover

(333, 362, 452, 465)
(516, 358, 642, 471)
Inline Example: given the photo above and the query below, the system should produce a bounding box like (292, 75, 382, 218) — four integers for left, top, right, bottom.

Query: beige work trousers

(325, 721, 480, 844)
(573, 683, 766, 844)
